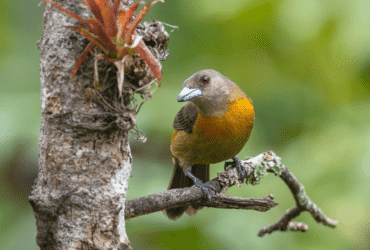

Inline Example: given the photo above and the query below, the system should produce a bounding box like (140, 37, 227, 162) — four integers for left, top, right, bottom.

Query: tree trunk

(29, 0, 169, 249)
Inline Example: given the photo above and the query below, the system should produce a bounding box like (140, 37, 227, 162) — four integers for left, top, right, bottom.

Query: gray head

(177, 69, 245, 116)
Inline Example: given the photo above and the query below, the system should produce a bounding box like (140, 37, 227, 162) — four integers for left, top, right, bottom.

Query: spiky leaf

(70, 42, 96, 80)
(135, 39, 162, 83)
(44, 0, 92, 31)
(88, 17, 116, 53)
(112, 0, 122, 15)
(126, 0, 164, 37)
(67, 26, 109, 55)
(90, 0, 118, 37)
(117, 3, 141, 42)
(82, 0, 104, 23)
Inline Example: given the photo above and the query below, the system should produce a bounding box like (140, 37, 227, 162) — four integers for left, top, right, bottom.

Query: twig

(257, 153, 338, 236)
(124, 151, 338, 236)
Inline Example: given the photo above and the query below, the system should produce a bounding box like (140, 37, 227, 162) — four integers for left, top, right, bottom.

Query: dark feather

(173, 102, 198, 133)
(164, 163, 209, 220)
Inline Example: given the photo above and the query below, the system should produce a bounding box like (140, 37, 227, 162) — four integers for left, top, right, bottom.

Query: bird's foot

(186, 172, 215, 202)
(232, 156, 247, 182)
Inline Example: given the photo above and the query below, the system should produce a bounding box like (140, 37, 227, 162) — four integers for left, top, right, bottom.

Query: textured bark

(29, 0, 169, 249)
(125, 188, 277, 219)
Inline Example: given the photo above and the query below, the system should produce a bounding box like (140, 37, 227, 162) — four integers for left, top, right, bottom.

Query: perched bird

(163, 69, 255, 220)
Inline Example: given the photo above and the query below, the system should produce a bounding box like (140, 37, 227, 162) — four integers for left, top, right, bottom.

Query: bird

(163, 69, 255, 220)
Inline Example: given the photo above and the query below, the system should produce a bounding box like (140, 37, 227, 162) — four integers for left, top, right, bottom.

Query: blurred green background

(1, 0, 369, 249)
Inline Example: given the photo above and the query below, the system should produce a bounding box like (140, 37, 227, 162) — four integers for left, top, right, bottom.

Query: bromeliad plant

(43, 0, 163, 93)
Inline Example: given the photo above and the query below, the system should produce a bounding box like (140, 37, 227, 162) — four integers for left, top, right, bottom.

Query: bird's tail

(163, 162, 209, 220)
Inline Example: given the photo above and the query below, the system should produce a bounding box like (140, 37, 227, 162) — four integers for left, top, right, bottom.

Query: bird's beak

(177, 87, 203, 102)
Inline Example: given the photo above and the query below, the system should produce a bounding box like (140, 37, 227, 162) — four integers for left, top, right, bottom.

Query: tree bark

(29, 0, 169, 249)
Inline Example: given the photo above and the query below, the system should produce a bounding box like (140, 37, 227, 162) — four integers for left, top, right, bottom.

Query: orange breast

(171, 98, 255, 164)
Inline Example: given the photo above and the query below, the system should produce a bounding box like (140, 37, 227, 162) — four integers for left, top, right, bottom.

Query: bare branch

(125, 187, 277, 219)
(258, 206, 302, 236)
(125, 151, 338, 237)
(243, 151, 338, 236)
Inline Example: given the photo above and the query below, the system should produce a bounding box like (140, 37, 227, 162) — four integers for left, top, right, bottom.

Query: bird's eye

(201, 76, 210, 84)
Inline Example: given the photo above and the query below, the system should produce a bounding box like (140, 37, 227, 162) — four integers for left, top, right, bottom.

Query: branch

(125, 151, 338, 236)
(125, 187, 277, 219)
(257, 151, 338, 236)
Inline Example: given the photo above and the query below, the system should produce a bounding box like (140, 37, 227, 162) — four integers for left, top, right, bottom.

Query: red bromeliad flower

(44, 0, 163, 86)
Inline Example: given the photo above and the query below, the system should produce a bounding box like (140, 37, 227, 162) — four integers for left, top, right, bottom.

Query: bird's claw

(224, 161, 234, 171)
(188, 176, 215, 202)
(232, 157, 247, 182)
(192, 180, 215, 202)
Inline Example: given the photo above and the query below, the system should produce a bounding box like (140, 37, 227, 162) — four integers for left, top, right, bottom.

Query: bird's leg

(183, 163, 215, 202)
(186, 172, 216, 202)
(232, 156, 247, 182)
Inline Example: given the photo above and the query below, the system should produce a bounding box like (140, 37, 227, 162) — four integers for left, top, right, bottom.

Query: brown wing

(173, 102, 198, 133)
